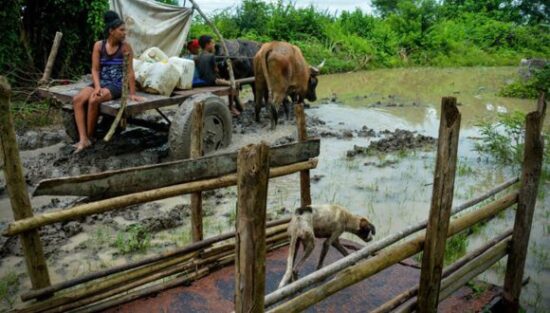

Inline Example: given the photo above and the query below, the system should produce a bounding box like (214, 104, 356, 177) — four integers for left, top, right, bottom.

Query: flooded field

(0, 66, 548, 312)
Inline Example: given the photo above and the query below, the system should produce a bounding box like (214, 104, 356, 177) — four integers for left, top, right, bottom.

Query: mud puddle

(0, 66, 548, 312)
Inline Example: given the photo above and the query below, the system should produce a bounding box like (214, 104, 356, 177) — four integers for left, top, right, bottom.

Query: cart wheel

(169, 93, 232, 160)
(61, 109, 78, 143)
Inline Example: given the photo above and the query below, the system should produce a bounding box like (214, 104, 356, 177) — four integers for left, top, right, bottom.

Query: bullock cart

(38, 77, 254, 159)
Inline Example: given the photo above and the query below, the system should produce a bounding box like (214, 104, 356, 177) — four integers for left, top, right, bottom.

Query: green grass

(114, 224, 151, 254)
(10, 100, 61, 131)
(0, 272, 19, 308)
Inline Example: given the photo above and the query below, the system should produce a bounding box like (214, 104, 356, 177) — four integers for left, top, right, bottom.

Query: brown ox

(253, 41, 323, 129)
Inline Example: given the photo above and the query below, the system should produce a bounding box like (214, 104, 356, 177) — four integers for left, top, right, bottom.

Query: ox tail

(261, 48, 273, 103)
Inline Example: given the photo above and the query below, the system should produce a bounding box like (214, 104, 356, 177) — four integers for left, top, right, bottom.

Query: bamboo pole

(0, 76, 52, 291)
(16, 230, 289, 313)
(371, 228, 513, 313)
(22, 218, 290, 301)
(190, 101, 204, 242)
(4, 159, 317, 237)
(235, 143, 270, 313)
(39, 32, 63, 86)
(104, 53, 129, 142)
(503, 105, 546, 312)
(295, 103, 311, 207)
(73, 234, 289, 313)
(263, 177, 518, 308)
(418, 97, 461, 313)
(188, 0, 236, 90)
(266, 192, 518, 313)
(395, 237, 511, 313)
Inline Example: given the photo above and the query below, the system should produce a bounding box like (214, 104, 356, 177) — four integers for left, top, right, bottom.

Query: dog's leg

(279, 235, 299, 288)
(332, 239, 349, 257)
(317, 233, 341, 270)
(292, 235, 314, 278)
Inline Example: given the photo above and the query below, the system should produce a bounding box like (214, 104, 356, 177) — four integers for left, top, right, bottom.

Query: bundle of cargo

(134, 47, 194, 96)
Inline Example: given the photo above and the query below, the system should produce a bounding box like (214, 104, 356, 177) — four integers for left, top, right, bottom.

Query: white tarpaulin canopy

(109, 0, 192, 57)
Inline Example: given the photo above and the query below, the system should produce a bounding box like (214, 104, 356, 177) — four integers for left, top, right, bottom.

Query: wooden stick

(189, 0, 236, 90)
(371, 229, 513, 313)
(295, 103, 311, 207)
(190, 101, 204, 242)
(503, 108, 545, 313)
(4, 159, 317, 236)
(263, 175, 518, 308)
(21, 218, 289, 301)
(266, 192, 518, 313)
(39, 32, 63, 86)
(418, 97, 461, 313)
(0, 76, 52, 291)
(235, 143, 270, 313)
(104, 53, 129, 142)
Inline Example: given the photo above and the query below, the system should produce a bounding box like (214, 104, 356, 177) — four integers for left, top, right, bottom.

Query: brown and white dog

(278, 204, 376, 288)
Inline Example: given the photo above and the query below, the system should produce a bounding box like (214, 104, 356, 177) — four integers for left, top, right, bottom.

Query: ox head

(305, 60, 325, 102)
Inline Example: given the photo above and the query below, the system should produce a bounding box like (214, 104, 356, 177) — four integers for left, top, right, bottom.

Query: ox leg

(254, 85, 264, 123)
(270, 103, 278, 130)
(283, 97, 291, 121)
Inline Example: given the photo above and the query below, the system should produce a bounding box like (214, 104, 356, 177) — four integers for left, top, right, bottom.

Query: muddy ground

(0, 97, 436, 278)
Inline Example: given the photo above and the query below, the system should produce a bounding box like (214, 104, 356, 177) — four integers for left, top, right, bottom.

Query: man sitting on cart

(71, 10, 142, 153)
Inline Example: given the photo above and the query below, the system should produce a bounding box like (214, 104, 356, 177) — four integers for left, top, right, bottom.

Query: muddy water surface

(0, 67, 548, 312)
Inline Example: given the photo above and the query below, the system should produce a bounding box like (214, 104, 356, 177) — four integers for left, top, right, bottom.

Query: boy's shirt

(197, 51, 217, 85)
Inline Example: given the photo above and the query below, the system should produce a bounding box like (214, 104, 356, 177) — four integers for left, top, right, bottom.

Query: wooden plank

(235, 143, 270, 313)
(295, 103, 311, 207)
(33, 139, 320, 198)
(417, 97, 461, 313)
(0, 76, 52, 291)
(38, 83, 233, 116)
(5, 159, 318, 237)
(502, 104, 545, 313)
(190, 101, 204, 242)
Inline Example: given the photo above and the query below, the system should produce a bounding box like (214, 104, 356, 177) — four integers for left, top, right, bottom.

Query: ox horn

(317, 59, 326, 69)
(310, 59, 326, 75)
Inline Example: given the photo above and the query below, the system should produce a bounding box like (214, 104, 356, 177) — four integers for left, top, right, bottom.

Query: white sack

(142, 62, 180, 96)
(168, 57, 194, 90)
(140, 47, 169, 63)
(109, 0, 192, 57)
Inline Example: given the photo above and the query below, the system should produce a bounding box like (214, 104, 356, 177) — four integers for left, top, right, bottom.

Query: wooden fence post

(417, 97, 461, 313)
(502, 94, 546, 312)
(235, 143, 270, 313)
(295, 103, 311, 207)
(0, 76, 52, 291)
(190, 101, 204, 242)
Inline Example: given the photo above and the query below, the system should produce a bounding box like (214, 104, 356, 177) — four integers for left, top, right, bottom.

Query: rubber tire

(168, 93, 232, 160)
(61, 109, 78, 143)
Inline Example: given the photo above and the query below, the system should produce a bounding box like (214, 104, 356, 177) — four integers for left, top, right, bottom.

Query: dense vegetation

(1, 0, 548, 84)
(189, 0, 550, 73)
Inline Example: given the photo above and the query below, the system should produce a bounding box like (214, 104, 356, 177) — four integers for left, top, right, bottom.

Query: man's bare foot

(73, 139, 92, 154)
